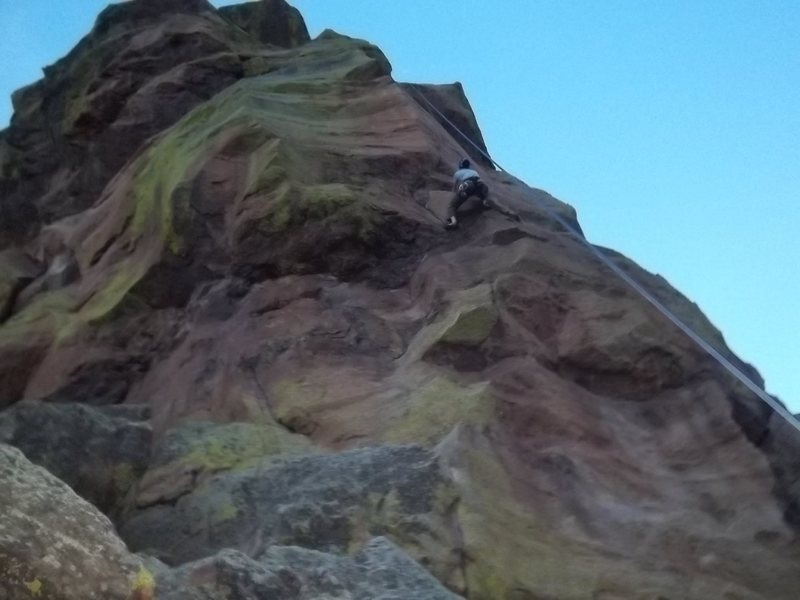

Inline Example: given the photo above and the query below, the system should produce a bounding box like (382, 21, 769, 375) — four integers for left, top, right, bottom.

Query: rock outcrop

(219, 0, 310, 48)
(0, 1, 798, 598)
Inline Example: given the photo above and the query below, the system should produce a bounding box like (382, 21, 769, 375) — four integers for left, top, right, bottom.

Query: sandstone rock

(404, 82, 495, 170)
(0, 248, 40, 321)
(0, 0, 251, 246)
(220, 0, 310, 48)
(1, 1, 799, 598)
(0, 402, 152, 514)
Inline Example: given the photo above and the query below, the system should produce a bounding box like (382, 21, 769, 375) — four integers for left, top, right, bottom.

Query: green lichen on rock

(440, 304, 498, 346)
(131, 565, 155, 599)
(167, 421, 311, 473)
(442, 442, 601, 600)
(83, 111, 273, 320)
(271, 379, 326, 413)
(135, 420, 313, 508)
(258, 182, 374, 237)
(246, 163, 287, 198)
(129, 123, 204, 248)
(78, 263, 148, 324)
(385, 377, 493, 446)
(24, 577, 43, 597)
(214, 497, 240, 524)
(112, 463, 136, 496)
(0, 287, 76, 346)
(439, 284, 498, 346)
(128, 98, 274, 255)
(402, 285, 498, 366)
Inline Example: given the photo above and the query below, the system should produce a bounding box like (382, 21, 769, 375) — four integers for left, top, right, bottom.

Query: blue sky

(1, 1, 798, 412)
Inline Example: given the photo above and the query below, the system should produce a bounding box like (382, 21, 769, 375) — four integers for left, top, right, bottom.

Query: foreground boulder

(0, 444, 152, 600)
(148, 537, 463, 600)
(122, 444, 463, 589)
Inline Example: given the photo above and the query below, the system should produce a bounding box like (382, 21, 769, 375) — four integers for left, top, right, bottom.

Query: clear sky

(1, 1, 798, 412)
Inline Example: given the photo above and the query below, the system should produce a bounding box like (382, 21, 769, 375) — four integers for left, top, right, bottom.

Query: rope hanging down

(414, 90, 800, 435)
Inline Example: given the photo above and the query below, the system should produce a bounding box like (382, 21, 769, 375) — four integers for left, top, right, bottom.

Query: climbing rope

(412, 88, 800, 434)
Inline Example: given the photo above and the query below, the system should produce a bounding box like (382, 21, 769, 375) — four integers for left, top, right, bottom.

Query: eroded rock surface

(0, 0, 798, 598)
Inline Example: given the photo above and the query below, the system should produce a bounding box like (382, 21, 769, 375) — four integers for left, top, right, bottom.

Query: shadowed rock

(220, 0, 310, 48)
(0, 402, 152, 514)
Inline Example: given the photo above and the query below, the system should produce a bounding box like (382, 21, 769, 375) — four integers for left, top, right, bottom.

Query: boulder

(0, 444, 151, 600)
(148, 538, 463, 599)
(0, 402, 152, 514)
(122, 444, 462, 589)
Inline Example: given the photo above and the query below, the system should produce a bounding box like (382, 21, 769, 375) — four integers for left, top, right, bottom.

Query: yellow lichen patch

(77, 261, 148, 324)
(216, 500, 239, 523)
(129, 99, 273, 254)
(131, 565, 155, 600)
(247, 164, 288, 199)
(384, 377, 493, 446)
(271, 379, 326, 411)
(180, 422, 310, 475)
(136, 421, 313, 507)
(440, 304, 498, 346)
(450, 444, 601, 599)
(257, 181, 373, 237)
(243, 137, 284, 198)
(0, 287, 76, 343)
(439, 284, 498, 346)
(23, 578, 43, 597)
(401, 284, 497, 365)
(112, 463, 136, 494)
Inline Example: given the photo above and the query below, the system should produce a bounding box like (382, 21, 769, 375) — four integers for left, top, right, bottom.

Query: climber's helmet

(459, 158, 470, 169)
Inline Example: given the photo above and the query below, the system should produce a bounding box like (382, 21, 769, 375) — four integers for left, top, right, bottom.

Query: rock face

(0, 248, 40, 321)
(0, 1, 798, 599)
(219, 0, 310, 48)
(0, 0, 282, 246)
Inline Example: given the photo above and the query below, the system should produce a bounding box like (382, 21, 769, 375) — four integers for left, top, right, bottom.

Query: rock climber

(445, 158, 519, 229)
